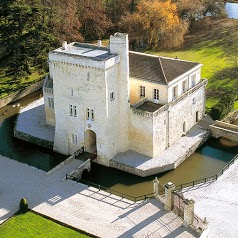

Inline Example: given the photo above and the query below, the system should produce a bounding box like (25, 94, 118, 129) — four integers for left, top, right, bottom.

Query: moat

(1, 90, 238, 196)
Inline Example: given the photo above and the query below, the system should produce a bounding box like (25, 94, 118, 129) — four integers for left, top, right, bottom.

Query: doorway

(85, 129, 97, 153)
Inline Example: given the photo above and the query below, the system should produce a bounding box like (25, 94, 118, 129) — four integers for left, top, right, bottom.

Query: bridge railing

(175, 153, 238, 191)
(65, 174, 156, 202)
(66, 153, 238, 201)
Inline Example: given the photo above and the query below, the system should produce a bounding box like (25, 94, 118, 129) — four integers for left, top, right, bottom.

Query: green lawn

(0, 212, 91, 238)
(147, 18, 238, 110)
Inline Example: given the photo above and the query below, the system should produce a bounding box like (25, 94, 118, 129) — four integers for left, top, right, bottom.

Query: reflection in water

(225, 2, 238, 19)
(83, 138, 238, 196)
(0, 90, 67, 171)
(220, 137, 238, 147)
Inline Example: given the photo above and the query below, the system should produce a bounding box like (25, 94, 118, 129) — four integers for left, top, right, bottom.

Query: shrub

(209, 93, 237, 120)
(19, 198, 28, 213)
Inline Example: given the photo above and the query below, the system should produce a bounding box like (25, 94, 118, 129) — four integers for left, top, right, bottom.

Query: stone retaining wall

(14, 130, 53, 149)
(109, 159, 174, 177)
(210, 120, 238, 142)
(0, 79, 44, 108)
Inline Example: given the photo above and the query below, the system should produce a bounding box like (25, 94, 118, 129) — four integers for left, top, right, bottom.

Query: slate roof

(129, 51, 200, 84)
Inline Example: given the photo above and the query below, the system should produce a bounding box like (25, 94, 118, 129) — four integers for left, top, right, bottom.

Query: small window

(183, 122, 186, 133)
(110, 91, 115, 100)
(196, 111, 199, 122)
(86, 108, 90, 119)
(69, 105, 73, 116)
(69, 104, 77, 117)
(91, 109, 94, 120)
(72, 134, 78, 145)
(193, 97, 196, 105)
(140, 86, 145, 98)
(173, 85, 178, 99)
(191, 74, 196, 87)
(154, 89, 159, 100)
(86, 108, 94, 120)
(70, 89, 74, 96)
(182, 80, 186, 92)
(48, 97, 54, 109)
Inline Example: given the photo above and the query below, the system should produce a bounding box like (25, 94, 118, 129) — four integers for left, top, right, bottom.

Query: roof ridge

(158, 57, 168, 84)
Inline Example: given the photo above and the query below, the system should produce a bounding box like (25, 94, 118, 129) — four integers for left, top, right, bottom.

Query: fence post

(164, 182, 175, 211)
(183, 199, 195, 227)
(202, 217, 209, 231)
(153, 177, 159, 196)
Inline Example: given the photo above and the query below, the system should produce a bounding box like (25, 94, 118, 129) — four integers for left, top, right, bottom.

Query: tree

(105, 0, 139, 30)
(0, 0, 56, 80)
(120, 0, 188, 49)
(77, 0, 112, 41)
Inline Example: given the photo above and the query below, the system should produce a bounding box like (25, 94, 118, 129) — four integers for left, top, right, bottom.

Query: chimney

(62, 41, 67, 50)
(98, 40, 102, 47)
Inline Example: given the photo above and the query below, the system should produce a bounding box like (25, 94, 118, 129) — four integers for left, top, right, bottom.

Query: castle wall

(153, 109, 168, 157)
(51, 61, 110, 161)
(129, 109, 154, 157)
(110, 33, 130, 153)
(168, 84, 206, 146)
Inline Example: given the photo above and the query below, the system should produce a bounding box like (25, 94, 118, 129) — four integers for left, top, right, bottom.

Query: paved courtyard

(184, 159, 238, 238)
(0, 155, 198, 238)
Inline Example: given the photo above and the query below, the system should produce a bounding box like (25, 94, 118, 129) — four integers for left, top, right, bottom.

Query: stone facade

(43, 33, 206, 169)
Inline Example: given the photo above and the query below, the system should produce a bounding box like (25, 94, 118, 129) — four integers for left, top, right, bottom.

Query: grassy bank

(0, 63, 46, 99)
(0, 212, 91, 238)
(148, 18, 238, 110)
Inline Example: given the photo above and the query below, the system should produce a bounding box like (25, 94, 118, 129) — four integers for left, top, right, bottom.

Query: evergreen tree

(0, 0, 56, 80)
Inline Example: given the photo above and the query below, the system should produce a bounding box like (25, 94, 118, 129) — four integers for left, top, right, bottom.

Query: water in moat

(1, 91, 238, 195)
(0, 90, 67, 171)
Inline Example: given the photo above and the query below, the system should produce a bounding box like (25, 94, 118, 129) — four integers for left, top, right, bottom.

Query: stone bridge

(69, 159, 91, 179)
(210, 120, 238, 142)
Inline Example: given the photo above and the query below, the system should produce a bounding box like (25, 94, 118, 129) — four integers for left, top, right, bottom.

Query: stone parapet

(210, 120, 238, 142)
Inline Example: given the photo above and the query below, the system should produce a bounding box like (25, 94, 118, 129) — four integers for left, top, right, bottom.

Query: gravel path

(15, 98, 55, 142)
(184, 159, 238, 238)
(0, 156, 198, 238)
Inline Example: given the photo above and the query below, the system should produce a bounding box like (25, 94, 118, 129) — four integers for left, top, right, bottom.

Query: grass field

(0, 212, 91, 238)
(147, 17, 238, 110)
